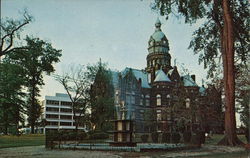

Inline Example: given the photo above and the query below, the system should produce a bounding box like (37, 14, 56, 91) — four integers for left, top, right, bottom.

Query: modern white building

(43, 93, 86, 133)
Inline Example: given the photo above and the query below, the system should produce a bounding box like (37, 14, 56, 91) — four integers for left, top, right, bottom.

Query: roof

(199, 86, 206, 96)
(111, 71, 119, 88)
(154, 69, 171, 82)
(182, 75, 198, 87)
(152, 31, 165, 42)
(121, 68, 151, 88)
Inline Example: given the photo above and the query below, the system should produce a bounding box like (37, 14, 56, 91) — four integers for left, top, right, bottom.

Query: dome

(148, 18, 169, 54)
(152, 31, 165, 42)
(154, 69, 171, 82)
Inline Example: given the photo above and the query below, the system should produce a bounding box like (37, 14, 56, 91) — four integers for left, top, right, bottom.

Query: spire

(155, 17, 161, 30)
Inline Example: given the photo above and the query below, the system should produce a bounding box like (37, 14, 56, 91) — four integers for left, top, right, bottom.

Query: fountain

(109, 101, 137, 147)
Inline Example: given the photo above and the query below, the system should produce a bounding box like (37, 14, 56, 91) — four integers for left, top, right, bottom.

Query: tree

(56, 65, 90, 133)
(0, 9, 33, 57)
(144, 108, 157, 132)
(89, 60, 114, 132)
(6, 36, 62, 133)
(0, 62, 26, 135)
(152, 0, 249, 146)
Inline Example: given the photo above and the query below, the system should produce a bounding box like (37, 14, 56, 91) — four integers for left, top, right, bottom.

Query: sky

(2, 0, 208, 98)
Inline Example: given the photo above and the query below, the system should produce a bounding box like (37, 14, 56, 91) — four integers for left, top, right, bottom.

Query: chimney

(191, 75, 196, 82)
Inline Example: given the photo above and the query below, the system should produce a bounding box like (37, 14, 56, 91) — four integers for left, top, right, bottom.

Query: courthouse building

(106, 18, 224, 133)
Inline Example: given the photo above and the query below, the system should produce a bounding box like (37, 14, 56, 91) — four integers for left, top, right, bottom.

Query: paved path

(0, 145, 248, 158)
(0, 146, 121, 158)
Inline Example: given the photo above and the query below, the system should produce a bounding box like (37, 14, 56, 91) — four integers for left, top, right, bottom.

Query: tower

(146, 18, 172, 83)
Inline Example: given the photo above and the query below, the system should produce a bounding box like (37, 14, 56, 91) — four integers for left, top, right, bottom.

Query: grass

(205, 134, 248, 145)
(0, 134, 45, 148)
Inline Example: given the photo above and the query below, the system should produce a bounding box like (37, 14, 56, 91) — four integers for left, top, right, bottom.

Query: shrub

(191, 133, 201, 147)
(245, 129, 249, 143)
(78, 131, 87, 140)
(89, 132, 109, 139)
(141, 134, 149, 143)
(171, 132, 181, 144)
(183, 131, 191, 143)
(151, 132, 159, 143)
(162, 132, 171, 143)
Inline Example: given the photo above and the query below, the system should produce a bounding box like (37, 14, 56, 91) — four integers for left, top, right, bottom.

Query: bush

(183, 131, 191, 143)
(141, 134, 149, 143)
(191, 133, 201, 147)
(89, 132, 109, 139)
(151, 132, 159, 143)
(171, 132, 181, 144)
(162, 132, 171, 143)
(78, 131, 87, 140)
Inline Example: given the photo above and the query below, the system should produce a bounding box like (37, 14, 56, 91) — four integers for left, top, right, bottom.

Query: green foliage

(0, 62, 26, 135)
(88, 131, 109, 140)
(0, 9, 33, 56)
(153, 0, 249, 79)
(0, 134, 44, 148)
(6, 36, 62, 133)
(89, 60, 114, 132)
(141, 134, 149, 143)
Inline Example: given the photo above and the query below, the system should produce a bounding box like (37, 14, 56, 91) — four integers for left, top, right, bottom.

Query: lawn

(0, 134, 45, 148)
(205, 134, 247, 145)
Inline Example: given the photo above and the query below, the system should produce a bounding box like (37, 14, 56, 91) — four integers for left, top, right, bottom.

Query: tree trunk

(30, 78, 35, 134)
(218, 0, 243, 146)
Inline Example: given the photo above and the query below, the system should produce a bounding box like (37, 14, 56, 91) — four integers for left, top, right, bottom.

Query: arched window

(156, 94, 161, 106)
(145, 95, 150, 106)
(185, 98, 190, 108)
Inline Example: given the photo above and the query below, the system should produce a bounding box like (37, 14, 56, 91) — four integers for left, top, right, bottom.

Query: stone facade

(107, 19, 223, 134)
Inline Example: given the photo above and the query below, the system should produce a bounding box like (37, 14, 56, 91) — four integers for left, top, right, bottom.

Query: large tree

(56, 65, 90, 133)
(0, 10, 33, 57)
(153, 0, 249, 146)
(7, 36, 62, 133)
(88, 60, 114, 132)
(0, 62, 26, 135)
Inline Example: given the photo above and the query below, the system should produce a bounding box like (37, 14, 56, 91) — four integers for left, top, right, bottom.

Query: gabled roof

(121, 68, 151, 88)
(154, 69, 171, 82)
(182, 75, 198, 87)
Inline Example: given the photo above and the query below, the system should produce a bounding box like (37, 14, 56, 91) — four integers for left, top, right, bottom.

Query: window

(46, 100, 59, 105)
(46, 107, 59, 112)
(145, 95, 150, 106)
(60, 108, 72, 113)
(157, 113, 162, 121)
(186, 98, 190, 108)
(126, 94, 131, 104)
(156, 94, 161, 106)
(60, 122, 72, 126)
(140, 95, 144, 105)
(61, 101, 72, 106)
(60, 115, 72, 120)
(46, 114, 59, 119)
(131, 95, 135, 104)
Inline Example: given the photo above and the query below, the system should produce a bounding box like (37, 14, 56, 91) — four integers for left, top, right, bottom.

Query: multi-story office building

(43, 93, 86, 133)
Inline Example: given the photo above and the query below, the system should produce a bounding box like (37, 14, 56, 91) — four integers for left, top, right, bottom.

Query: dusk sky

(2, 0, 208, 99)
